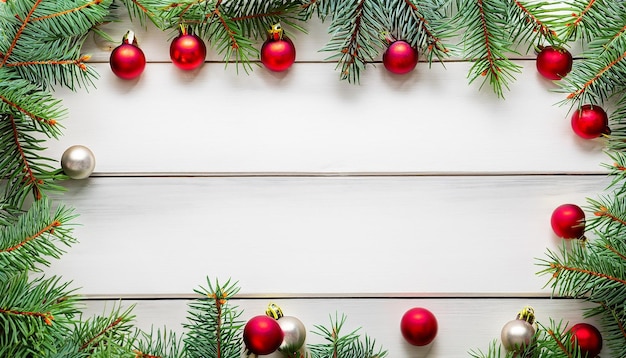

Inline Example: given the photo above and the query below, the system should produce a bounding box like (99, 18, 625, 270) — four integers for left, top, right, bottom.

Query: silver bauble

(278, 316, 306, 353)
(61, 145, 96, 179)
(501, 319, 535, 351)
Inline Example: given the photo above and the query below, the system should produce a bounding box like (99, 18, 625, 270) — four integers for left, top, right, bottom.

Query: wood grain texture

(44, 175, 607, 296)
(82, 298, 603, 358)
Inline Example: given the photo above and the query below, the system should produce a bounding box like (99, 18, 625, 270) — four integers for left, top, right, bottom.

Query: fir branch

(456, 0, 521, 98)
(0, 198, 77, 281)
(1, 112, 67, 209)
(505, 0, 565, 51)
(64, 304, 138, 357)
(308, 313, 387, 358)
(134, 327, 184, 358)
(222, 1, 306, 40)
(0, 274, 81, 357)
(183, 278, 244, 358)
(320, 0, 387, 83)
(561, 0, 626, 42)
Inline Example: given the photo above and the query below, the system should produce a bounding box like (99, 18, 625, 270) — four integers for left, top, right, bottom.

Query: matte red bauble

(170, 31, 206, 71)
(243, 315, 284, 355)
(109, 32, 146, 80)
(570, 323, 602, 357)
(261, 36, 296, 72)
(383, 40, 418, 74)
(550, 204, 585, 239)
(400, 307, 438, 346)
(536, 46, 573, 80)
(571, 104, 609, 139)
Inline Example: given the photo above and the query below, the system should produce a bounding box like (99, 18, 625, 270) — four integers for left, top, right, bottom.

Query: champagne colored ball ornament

(261, 24, 296, 72)
(109, 30, 146, 80)
(383, 40, 418, 75)
(551, 204, 585, 239)
(569, 323, 602, 357)
(501, 306, 536, 352)
(536, 46, 573, 80)
(61, 145, 96, 179)
(243, 315, 284, 355)
(170, 26, 206, 71)
(265, 303, 307, 354)
(400, 307, 438, 346)
(571, 104, 610, 139)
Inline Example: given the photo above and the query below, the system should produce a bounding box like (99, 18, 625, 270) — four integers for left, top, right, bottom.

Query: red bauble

(571, 104, 609, 139)
(109, 33, 146, 80)
(400, 307, 438, 346)
(550, 204, 585, 239)
(536, 46, 573, 80)
(570, 323, 602, 357)
(261, 36, 296, 72)
(170, 32, 206, 71)
(243, 315, 284, 355)
(383, 40, 418, 75)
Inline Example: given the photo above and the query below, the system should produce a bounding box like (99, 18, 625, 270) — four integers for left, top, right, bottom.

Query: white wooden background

(42, 8, 614, 357)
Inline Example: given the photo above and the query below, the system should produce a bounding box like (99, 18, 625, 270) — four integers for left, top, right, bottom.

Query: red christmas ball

(400, 307, 438, 346)
(570, 323, 602, 357)
(110, 37, 146, 80)
(571, 104, 609, 139)
(383, 40, 418, 75)
(551, 204, 585, 239)
(536, 46, 573, 80)
(243, 315, 284, 355)
(170, 33, 206, 71)
(261, 36, 296, 72)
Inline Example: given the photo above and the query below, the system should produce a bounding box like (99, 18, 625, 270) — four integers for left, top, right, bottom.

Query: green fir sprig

(308, 313, 387, 358)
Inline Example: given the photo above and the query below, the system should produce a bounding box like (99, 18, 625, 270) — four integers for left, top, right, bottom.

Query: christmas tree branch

(183, 278, 244, 358)
(318, 0, 386, 83)
(0, 0, 41, 68)
(506, 0, 565, 50)
(0, 199, 77, 280)
(69, 304, 137, 357)
(560, 0, 626, 41)
(456, 0, 521, 98)
(30, 0, 104, 22)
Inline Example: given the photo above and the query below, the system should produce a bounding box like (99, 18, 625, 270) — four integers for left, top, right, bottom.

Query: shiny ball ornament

(400, 307, 438, 346)
(109, 31, 146, 80)
(571, 104, 610, 139)
(536, 46, 573, 80)
(277, 316, 307, 353)
(551, 204, 585, 239)
(383, 40, 419, 75)
(170, 28, 206, 71)
(61, 145, 96, 179)
(569, 323, 602, 357)
(501, 319, 535, 351)
(243, 315, 284, 355)
(261, 24, 296, 72)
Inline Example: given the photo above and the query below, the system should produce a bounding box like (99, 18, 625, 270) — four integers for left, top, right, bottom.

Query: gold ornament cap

(516, 306, 535, 325)
(265, 302, 284, 320)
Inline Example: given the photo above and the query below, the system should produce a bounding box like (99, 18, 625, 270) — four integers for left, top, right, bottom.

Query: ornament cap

(266, 302, 284, 320)
(268, 23, 283, 41)
(123, 30, 137, 46)
(516, 306, 535, 325)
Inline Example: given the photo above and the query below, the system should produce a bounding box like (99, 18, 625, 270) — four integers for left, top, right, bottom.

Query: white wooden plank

(47, 60, 607, 175)
(82, 298, 609, 357)
(43, 175, 608, 296)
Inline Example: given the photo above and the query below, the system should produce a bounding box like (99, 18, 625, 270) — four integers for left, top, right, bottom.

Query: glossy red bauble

(536, 46, 573, 80)
(570, 323, 602, 357)
(243, 315, 284, 355)
(110, 41, 146, 80)
(170, 33, 206, 71)
(571, 104, 609, 139)
(261, 36, 296, 72)
(400, 307, 438, 346)
(550, 204, 585, 239)
(383, 40, 418, 75)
